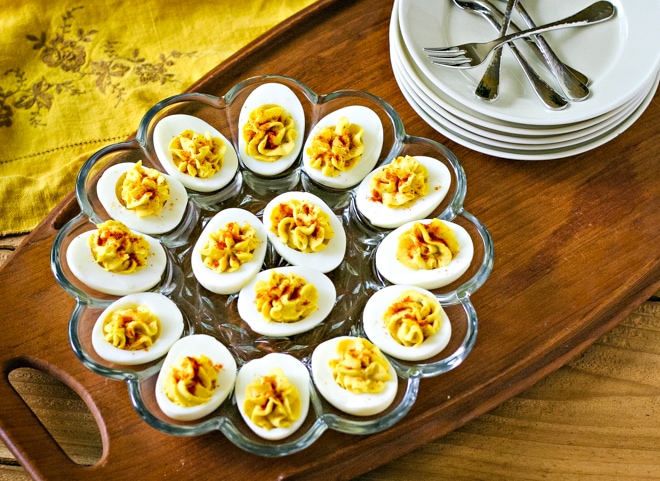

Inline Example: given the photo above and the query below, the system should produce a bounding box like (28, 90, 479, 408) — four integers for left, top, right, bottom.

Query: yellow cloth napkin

(0, 0, 315, 235)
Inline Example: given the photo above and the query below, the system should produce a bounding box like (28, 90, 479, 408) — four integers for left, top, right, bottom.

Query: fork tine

(429, 58, 473, 67)
(425, 48, 467, 58)
(423, 46, 459, 52)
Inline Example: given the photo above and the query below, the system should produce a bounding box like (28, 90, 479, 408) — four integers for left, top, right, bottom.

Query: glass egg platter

(51, 75, 494, 456)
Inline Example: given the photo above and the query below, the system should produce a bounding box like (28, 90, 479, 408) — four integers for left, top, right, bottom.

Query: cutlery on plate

(424, 1, 615, 68)
(493, 0, 590, 100)
(457, 0, 568, 109)
(459, 0, 589, 89)
(474, 0, 517, 101)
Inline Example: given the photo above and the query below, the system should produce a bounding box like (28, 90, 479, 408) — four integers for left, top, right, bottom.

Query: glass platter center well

(51, 75, 493, 456)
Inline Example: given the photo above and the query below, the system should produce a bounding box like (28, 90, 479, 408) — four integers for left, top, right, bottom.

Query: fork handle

(491, 1, 615, 50)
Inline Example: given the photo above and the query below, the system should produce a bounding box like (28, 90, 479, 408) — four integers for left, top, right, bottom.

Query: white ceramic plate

(391, 22, 660, 160)
(398, 0, 660, 125)
(391, 3, 647, 138)
(394, 50, 650, 153)
(392, 22, 650, 147)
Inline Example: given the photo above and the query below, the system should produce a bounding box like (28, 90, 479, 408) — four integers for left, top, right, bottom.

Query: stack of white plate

(390, 0, 660, 160)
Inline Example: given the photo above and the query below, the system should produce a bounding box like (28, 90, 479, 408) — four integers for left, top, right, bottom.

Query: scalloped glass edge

(50, 74, 494, 456)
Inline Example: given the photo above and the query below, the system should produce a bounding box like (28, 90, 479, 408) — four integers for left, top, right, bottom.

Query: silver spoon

(492, 0, 590, 100)
(456, 0, 568, 109)
(475, 0, 516, 101)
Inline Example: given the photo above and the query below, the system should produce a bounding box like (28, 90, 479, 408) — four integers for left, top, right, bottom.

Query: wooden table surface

(1, 235, 658, 480)
(1, 0, 660, 479)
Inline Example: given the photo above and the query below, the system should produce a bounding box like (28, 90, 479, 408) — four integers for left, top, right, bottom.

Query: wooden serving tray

(2, 0, 659, 479)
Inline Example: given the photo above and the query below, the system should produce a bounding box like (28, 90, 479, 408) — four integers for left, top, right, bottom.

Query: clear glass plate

(51, 75, 494, 456)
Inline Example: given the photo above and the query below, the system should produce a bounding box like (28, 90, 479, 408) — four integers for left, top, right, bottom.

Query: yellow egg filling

(254, 271, 318, 323)
(103, 304, 160, 350)
(329, 337, 391, 394)
(384, 290, 442, 347)
(168, 129, 226, 178)
(117, 160, 170, 217)
(164, 355, 221, 407)
(243, 367, 301, 430)
(396, 219, 460, 270)
(200, 221, 259, 274)
(89, 220, 150, 274)
(269, 199, 334, 253)
(307, 116, 365, 177)
(243, 104, 297, 162)
(369, 155, 429, 208)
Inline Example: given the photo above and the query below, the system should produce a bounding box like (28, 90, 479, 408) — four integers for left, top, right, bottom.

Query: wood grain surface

(1, 233, 658, 481)
(1, 0, 659, 479)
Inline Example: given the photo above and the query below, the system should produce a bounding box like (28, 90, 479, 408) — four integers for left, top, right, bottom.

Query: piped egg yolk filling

(307, 116, 365, 177)
(118, 160, 170, 217)
(168, 129, 226, 178)
(103, 304, 160, 350)
(396, 219, 460, 270)
(243, 104, 297, 162)
(164, 355, 222, 407)
(269, 199, 334, 253)
(384, 290, 442, 347)
(89, 220, 150, 274)
(254, 271, 318, 323)
(369, 155, 429, 208)
(329, 338, 391, 394)
(200, 221, 259, 274)
(243, 367, 301, 430)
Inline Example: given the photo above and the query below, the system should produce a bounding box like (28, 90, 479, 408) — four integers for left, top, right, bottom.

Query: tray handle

(0, 357, 102, 480)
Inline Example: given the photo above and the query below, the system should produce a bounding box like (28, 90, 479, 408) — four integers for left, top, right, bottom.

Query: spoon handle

(474, 7, 568, 109)
(485, 0, 589, 86)
(514, 1, 590, 101)
(475, 0, 517, 100)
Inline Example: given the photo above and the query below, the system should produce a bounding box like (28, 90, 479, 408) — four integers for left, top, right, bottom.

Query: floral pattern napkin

(0, 0, 315, 235)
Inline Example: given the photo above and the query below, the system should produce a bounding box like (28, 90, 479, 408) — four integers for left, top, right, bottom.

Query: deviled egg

(302, 105, 384, 189)
(262, 191, 346, 273)
(155, 334, 237, 421)
(91, 292, 184, 365)
(238, 83, 306, 176)
(191, 208, 267, 295)
(153, 114, 239, 193)
(355, 155, 452, 229)
(362, 285, 451, 361)
(66, 220, 167, 296)
(375, 218, 473, 290)
(235, 353, 310, 440)
(97, 161, 188, 235)
(237, 266, 336, 337)
(311, 336, 398, 416)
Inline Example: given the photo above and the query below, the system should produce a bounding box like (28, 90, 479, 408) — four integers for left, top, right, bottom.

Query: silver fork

(425, 1, 615, 68)
(454, 0, 568, 110)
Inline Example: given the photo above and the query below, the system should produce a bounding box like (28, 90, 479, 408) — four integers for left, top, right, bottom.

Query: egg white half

(91, 292, 184, 365)
(97, 162, 189, 235)
(234, 353, 310, 441)
(191, 208, 268, 295)
(238, 83, 306, 176)
(355, 155, 452, 229)
(311, 336, 398, 416)
(362, 285, 451, 362)
(262, 191, 346, 273)
(153, 114, 239, 193)
(237, 266, 336, 337)
(302, 105, 384, 189)
(375, 219, 474, 290)
(66, 229, 166, 296)
(155, 334, 237, 421)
